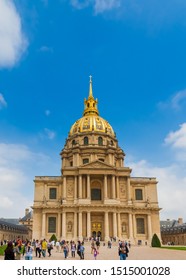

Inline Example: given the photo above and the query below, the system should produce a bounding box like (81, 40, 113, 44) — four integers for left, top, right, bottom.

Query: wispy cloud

(165, 123, 186, 149)
(38, 46, 53, 53)
(94, 0, 121, 14)
(44, 128, 56, 139)
(45, 110, 51, 116)
(70, 0, 90, 10)
(0, 0, 28, 68)
(70, 0, 121, 13)
(0, 93, 7, 109)
(158, 89, 186, 111)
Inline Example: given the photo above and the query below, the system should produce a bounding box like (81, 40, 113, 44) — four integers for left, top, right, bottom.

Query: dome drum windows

(84, 136, 89, 145)
(98, 136, 103, 146)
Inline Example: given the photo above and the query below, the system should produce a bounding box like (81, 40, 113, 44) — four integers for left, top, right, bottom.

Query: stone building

(0, 219, 29, 242)
(32, 77, 161, 244)
(161, 218, 186, 245)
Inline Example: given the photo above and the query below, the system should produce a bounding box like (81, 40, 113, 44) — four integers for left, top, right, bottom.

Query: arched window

(84, 137, 89, 145)
(72, 140, 76, 146)
(98, 136, 103, 146)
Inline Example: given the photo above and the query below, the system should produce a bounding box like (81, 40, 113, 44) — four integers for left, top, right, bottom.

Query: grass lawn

(161, 246, 186, 251)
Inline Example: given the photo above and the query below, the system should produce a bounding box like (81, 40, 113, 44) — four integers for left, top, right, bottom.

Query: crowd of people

(2, 237, 130, 260)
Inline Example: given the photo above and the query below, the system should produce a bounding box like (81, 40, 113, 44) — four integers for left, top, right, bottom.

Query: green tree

(151, 233, 161, 247)
(50, 234, 57, 242)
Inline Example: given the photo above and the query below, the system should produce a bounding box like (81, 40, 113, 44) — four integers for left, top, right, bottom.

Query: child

(93, 247, 98, 260)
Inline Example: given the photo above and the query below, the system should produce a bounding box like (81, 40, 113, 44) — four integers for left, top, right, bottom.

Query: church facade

(32, 78, 161, 244)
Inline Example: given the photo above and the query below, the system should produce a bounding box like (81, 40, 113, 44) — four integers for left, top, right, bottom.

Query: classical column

(78, 175, 82, 199)
(87, 211, 91, 238)
(41, 212, 46, 238)
(74, 176, 77, 200)
(78, 212, 83, 240)
(112, 175, 116, 199)
(127, 177, 131, 204)
(73, 212, 77, 240)
(128, 213, 133, 240)
(63, 176, 67, 199)
(117, 213, 121, 239)
(104, 212, 109, 241)
(116, 176, 120, 199)
(147, 214, 152, 242)
(104, 175, 108, 199)
(57, 213, 61, 238)
(62, 212, 66, 239)
(87, 175, 90, 199)
(132, 214, 136, 241)
(113, 212, 117, 238)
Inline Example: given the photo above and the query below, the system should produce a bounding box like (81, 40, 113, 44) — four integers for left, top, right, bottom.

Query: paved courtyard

(1, 242, 186, 260)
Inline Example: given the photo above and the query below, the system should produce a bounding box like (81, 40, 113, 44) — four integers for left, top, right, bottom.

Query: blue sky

(0, 0, 186, 221)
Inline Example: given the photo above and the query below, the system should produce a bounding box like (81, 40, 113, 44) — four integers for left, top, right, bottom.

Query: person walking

(4, 241, 15, 260)
(25, 241, 34, 260)
(71, 241, 76, 258)
(118, 241, 129, 260)
(35, 240, 41, 258)
(47, 239, 53, 257)
(14, 240, 22, 260)
(93, 247, 98, 260)
(63, 242, 69, 259)
(80, 242, 85, 259)
(41, 239, 47, 257)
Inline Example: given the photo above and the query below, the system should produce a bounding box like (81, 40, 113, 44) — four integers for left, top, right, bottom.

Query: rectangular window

(49, 188, 57, 199)
(91, 189, 101, 200)
(136, 218, 145, 234)
(135, 189, 143, 200)
(48, 217, 56, 233)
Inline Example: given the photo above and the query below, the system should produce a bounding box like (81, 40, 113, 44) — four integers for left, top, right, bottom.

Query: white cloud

(128, 159, 186, 221)
(0, 93, 7, 109)
(165, 123, 186, 149)
(0, 0, 28, 68)
(0, 142, 58, 218)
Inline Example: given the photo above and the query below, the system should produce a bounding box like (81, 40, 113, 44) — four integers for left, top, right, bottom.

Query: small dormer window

(83, 158, 89, 164)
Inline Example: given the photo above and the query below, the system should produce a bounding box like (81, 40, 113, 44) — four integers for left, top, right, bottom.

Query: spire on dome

(83, 75, 99, 116)
(89, 75, 93, 97)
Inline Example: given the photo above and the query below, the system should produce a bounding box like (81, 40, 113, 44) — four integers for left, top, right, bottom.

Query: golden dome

(69, 76, 115, 137)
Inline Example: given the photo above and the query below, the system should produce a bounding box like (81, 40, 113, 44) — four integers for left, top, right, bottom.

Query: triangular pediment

(80, 160, 114, 169)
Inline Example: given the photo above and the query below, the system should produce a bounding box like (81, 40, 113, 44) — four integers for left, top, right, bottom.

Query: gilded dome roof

(69, 76, 115, 138)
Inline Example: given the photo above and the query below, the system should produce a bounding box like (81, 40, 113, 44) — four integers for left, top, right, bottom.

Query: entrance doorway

(91, 222, 102, 240)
